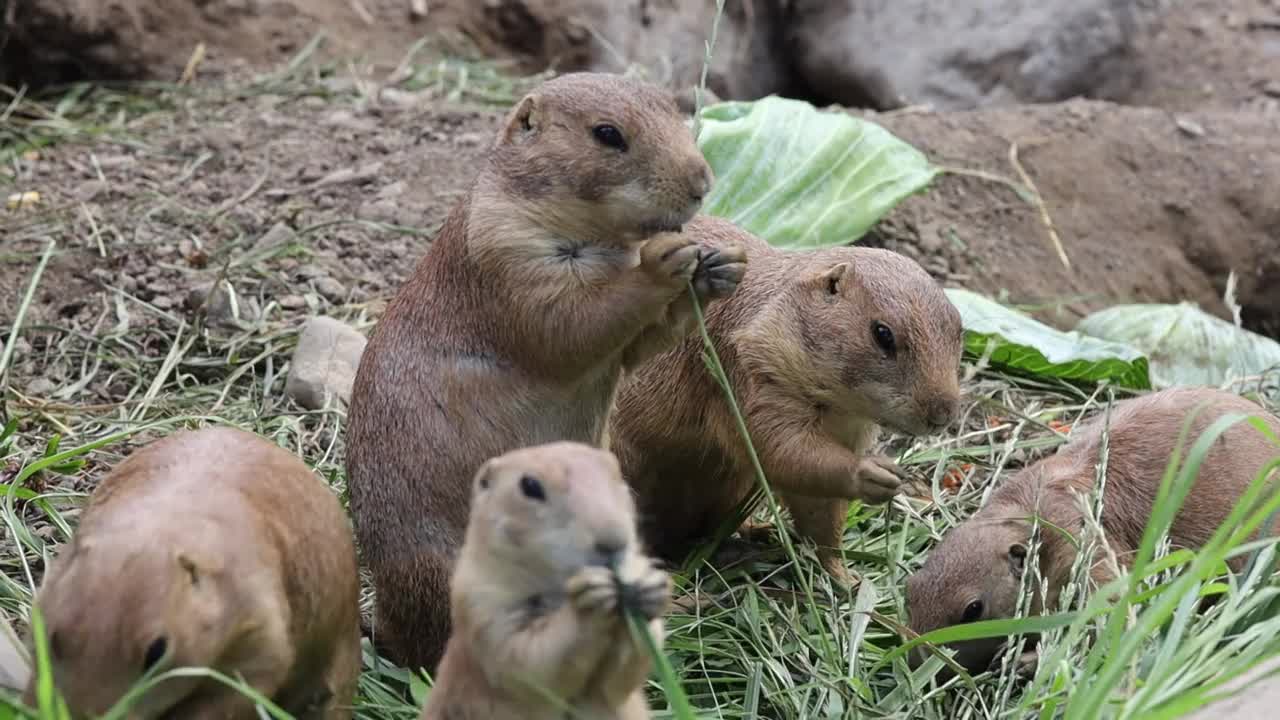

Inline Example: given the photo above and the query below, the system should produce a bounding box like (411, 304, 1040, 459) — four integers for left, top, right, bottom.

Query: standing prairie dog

(419, 442, 670, 720)
(346, 72, 745, 674)
(610, 221, 964, 585)
(24, 426, 361, 719)
(906, 387, 1280, 676)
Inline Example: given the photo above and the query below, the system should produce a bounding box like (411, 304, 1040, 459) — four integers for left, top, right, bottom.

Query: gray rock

(285, 316, 367, 410)
(26, 377, 56, 396)
(787, 0, 1163, 110)
(187, 279, 255, 326)
(278, 294, 308, 310)
(252, 221, 296, 257)
(314, 276, 347, 303)
(1182, 654, 1280, 720)
(0, 613, 29, 691)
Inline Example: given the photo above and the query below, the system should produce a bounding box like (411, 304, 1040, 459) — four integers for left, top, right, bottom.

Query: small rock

(285, 316, 368, 410)
(375, 181, 407, 200)
(26, 377, 56, 396)
(252, 221, 297, 256)
(151, 295, 175, 310)
(296, 264, 327, 280)
(75, 180, 108, 203)
(258, 110, 294, 128)
(379, 87, 432, 109)
(923, 255, 951, 278)
(1175, 117, 1205, 137)
(314, 276, 347, 303)
(188, 280, 254, 326)
(94, 154, 135, 169)
(1262, 81, 1280, 99)
(0, 613, 30, 692)
(324, 109, 377, 133)
(278, 294, 308, 310)
(146, 279, 175, 296)
(356, 199, 403, 224)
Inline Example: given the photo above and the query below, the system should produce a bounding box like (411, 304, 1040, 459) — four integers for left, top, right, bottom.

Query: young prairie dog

(346, 72, 745, 674)
(610, 220, 963, 586)
(906, 387, 1280, 676)
(419, 442, 670, 720)
(24, 426, 361, 719)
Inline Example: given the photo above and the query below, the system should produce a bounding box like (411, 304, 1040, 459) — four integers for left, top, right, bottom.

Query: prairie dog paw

(568, 566, 619, 616)
(691, 243, 747, 301)
(620, 564, 671, 621)
(640, 233, 699, 287)
(849, 454, 902, 503)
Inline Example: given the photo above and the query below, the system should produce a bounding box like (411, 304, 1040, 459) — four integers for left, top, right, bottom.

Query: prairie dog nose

(688, 161, 714, 202)
(923, 397, 959, 432)
(592, 536, 628, 567)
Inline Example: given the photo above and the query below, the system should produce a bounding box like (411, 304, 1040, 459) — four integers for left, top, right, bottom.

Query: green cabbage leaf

(946, 289, 1151, 389)
(1077, 302, 1280, 392)
(696, 96, 940, 249)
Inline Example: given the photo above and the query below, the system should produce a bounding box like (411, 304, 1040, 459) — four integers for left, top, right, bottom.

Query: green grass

(4, 18, 1280, 720)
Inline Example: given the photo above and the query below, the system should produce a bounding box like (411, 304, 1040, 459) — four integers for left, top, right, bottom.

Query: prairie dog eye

(519, 474, 546, 502)
(143, 637, 168, 671)
(591, 124, 628, 151)
(961, 600, 983, 623)
(872, 321, 896, 354)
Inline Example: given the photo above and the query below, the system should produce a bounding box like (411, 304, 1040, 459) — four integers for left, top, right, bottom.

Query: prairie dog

(24, 426, 361, 719)
(906, 387, 1280, 675)
(346, 71, 745, 673)
(419, 442, 670, 720)
(610, 221, 963, 585)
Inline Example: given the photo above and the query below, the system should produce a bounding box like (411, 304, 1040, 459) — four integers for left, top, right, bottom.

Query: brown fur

(906, 386, 1280, 675)
(610, 224, 964, 585)
(346, 72, 744, 674)
(419, 442, 669, 720)
(24, 427, 361, 719)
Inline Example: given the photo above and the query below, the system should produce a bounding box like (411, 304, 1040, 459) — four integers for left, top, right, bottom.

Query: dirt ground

(2, 0, 1280, 393)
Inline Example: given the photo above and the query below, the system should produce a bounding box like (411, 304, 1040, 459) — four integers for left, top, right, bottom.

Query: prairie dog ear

(1007, 543, 1028, 579)
(473, 458, 499, 495)
(814, 261, 852, 295)
(501, 94, 539, 144)
(176, 551, 202, 585)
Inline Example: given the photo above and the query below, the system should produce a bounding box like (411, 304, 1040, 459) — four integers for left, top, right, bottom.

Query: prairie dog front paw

(639, 233, 699, 288)
(847, 454, 902, 503)
(691, 243, 747, 301)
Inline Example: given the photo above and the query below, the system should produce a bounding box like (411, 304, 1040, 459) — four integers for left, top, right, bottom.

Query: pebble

(356, 199, 404, 225)
(315, 277, 347, 303)
(188, 280, 255, 326)
(252, 221, 296, 256)
(284, 316, 368, 410)
(0, 614, 29, 692)
(375, 181, 407, 200)
(296, 264, 327, 280)
(279, 294, 308, 310)
(1175, 117, 1205, 137)
(74, 180, 108, 203)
